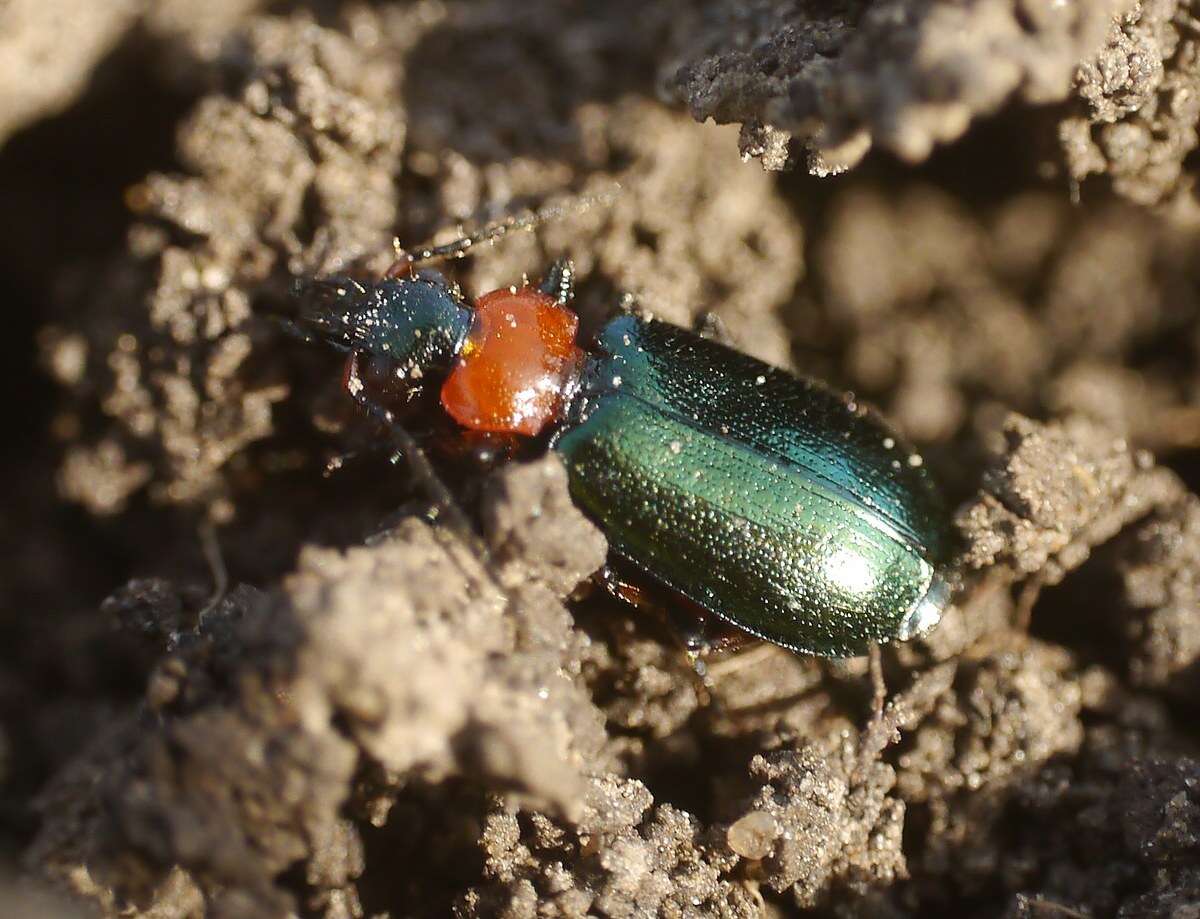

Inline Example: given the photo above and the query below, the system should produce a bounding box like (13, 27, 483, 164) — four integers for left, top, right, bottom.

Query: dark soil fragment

(667, 0, 1200, 205)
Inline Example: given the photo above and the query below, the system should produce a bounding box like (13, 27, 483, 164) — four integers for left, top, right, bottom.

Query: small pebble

(727, 810, 779, 859)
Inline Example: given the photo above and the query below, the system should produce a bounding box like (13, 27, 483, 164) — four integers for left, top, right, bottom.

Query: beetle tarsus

(684, 648, 714, 707)
(852, 643, 896, 784)
(195, 518, 228, 630)
(868, 642, 887, 724)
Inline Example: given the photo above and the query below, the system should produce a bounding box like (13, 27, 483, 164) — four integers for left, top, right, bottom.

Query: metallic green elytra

(553, 315, 955, 657)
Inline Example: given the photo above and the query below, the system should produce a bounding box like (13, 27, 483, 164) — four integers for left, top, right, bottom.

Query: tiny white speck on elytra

(410, 366, 423, 379)
(413, 328, 422, 337)
(612, 375, 622, 387)
(336, 288, 346, 297)
(755, 375, 766, 385)
(622, 334, 632, 346)
(908, 454, 924, 467)
(883, 437, 895, 449)
(720, 425, 729, 434)
(891, 459, 901, 470)
(693, 470, 702, 479)
(382, 343, 390, 351)
(669, 440, 682, 454)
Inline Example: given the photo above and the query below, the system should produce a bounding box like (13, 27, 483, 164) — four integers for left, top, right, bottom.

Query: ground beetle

(292, 211, 956, 658)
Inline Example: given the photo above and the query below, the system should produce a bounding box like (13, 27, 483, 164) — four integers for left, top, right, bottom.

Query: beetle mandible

(291, 211, 957, 658)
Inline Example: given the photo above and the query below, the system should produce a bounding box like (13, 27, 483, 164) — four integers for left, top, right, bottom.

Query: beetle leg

(364, 498, 445, 545)
(595, 563, 761, 704)
(342, 350, 482, 551)
(194, 518, 229, 630)
(867, 642, 887, 724)
(702, 642, 782, 678)
(596, 563, 758, 655)
(323, 450, 357, 477)
(597, 563, 651, 607)
(383, 239, 416, 279)
(693, 310, 735, 347)
(538, 258, 576, 304)
(676, 615, 758, 657)
(854, 645, 908, 783)
(676, 611, 757, 706)
(426, 427, 521, 471)
(665, 592, 758, 657)
(683, 651, 714, 705)
(323, 440, 415, 477)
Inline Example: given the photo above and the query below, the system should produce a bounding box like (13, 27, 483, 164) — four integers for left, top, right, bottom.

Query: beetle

(291, 220, 956, 658)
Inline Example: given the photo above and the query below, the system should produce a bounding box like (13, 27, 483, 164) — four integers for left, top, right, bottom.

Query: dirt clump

(5, 2, 1200, 917)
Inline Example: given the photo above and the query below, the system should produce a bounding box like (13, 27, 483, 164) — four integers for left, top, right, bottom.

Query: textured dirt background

(4, 0, 1200, 916)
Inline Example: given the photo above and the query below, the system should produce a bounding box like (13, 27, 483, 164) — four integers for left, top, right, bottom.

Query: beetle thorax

(440, 287, 584, 436)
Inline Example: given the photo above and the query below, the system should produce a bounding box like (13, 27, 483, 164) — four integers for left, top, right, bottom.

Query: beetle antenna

(404, 184, 620, 268)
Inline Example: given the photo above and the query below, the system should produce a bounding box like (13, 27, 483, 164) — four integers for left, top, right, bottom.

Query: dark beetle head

(293, 274, 473, 376)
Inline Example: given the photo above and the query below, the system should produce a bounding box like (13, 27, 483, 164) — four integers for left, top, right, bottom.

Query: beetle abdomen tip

(896, 571, 952, 642)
